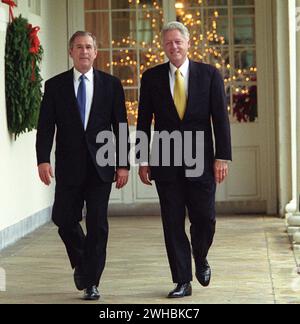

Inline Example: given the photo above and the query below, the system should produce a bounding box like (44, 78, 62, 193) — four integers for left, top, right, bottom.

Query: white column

(291, 0, 300, 248)
(276, 0, 292, 216)
(287, 0, 300, 241)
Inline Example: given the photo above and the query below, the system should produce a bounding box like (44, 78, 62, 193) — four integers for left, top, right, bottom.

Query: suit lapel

(62, 69, 85, 126)
(86, 69, 104, 131)
(183, 60, 197, 122)
(161, 63, 181, 122)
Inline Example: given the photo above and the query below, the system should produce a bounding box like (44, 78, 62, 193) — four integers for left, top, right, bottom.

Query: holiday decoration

(4, 4, 43, 138)
(85, 0, 257, 124)
(233, 85, 257, 122)
(1, 0, 16, 22)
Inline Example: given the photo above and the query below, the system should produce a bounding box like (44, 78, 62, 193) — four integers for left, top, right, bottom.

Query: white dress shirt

(169, 58, 189, 98)
(73, 67, 94, 130)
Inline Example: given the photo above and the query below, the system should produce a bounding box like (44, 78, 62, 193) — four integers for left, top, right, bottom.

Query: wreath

(4, 13, 43, 139)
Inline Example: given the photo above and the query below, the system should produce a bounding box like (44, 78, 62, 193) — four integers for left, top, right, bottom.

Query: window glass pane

(233, 6, 255, 45)
(113, 50, 138, 87)
(111, 0, 135, 10)
(95, 51, 111, 74)
(85, 0, 109, 10)
(206, 48, 230, 76)
(140, 50, 164, 73)
(85, 12, 110, 49)
(204, 9, 229, 45)
(234, 48, 256, 70)
(233, 16, 255, 44)
(112, 12, 137, 48)
(137, 10, 163, 45)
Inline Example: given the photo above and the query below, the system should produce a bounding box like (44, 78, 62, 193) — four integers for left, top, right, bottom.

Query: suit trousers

(52, 153, 112, 287)
(155, 171, 216, 284)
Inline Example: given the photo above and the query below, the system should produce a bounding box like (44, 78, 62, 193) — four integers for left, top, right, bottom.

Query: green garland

(5, 15, 43, 139)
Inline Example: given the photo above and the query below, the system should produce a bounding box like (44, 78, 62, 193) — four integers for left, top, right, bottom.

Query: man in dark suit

(137, 22, 232, 298)
(36, 31, 129, 300)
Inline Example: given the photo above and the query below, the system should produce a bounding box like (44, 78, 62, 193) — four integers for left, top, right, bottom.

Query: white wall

(0, 0, 68, 231)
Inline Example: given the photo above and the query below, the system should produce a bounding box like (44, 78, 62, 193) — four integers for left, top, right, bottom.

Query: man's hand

(115, 168, 129, 189)
(138, 166, 152, 186)
(38, 163, 54, 186)
(214, 160, 229, 184)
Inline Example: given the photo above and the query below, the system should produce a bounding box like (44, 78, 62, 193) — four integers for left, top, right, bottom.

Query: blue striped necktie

(77, 74, 86, 126)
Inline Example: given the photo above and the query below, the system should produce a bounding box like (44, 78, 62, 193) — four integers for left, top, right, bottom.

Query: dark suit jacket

(136, 60, 232, 181)
(36, 68, 129, 185)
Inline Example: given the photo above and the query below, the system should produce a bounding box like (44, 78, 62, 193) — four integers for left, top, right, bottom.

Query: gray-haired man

(137, 22, 231, 298)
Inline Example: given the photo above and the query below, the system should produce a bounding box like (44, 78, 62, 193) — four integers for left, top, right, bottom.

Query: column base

(286, 213, 300, 238)
(293, 231, 300, 245)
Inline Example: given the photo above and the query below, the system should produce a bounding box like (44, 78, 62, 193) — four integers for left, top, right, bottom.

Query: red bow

(1, 0, 17, 22)
(28, 24, 41, 81)
(28, 25, 41, 54)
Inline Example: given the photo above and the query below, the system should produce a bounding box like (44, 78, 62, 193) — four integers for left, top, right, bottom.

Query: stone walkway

(0, 215, 299, 304)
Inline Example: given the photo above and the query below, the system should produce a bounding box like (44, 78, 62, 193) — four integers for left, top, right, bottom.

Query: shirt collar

(73, 67, 94, 82)
(169, 58, 189, 78)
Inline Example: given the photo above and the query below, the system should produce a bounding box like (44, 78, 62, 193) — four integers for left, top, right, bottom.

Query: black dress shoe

(83, 285, 100, 300)
(74, 265, 86, 291)
(167, 283, 192, 298)
(196, 260, 211, 287)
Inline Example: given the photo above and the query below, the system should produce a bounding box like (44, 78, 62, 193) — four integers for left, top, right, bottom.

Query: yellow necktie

(174, 69, 187, 120)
